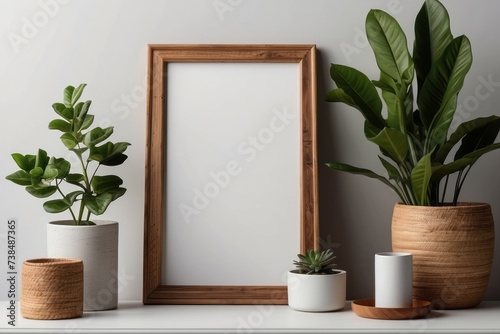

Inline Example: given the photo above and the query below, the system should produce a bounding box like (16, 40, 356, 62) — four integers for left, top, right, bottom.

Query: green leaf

(29, 167, 44, 178)
(74, 101, 92, 131)
(436, 116, 500, 163)
(382, 90, 404, 131)
(329, 64, 385, 129)
(66, 173, 84, 184)
(80, 114, 94, 131)
(49, 158, 71, 179)
(48, 119, 71, 132)
(73, 102, 83, 121)
(65, 190, 84, 205)
(35, 149, 49, 169)
(433, 143, 500, 191)
(325, 88, 357, 109)
(60, 133, 79, 149)
(418, 35, 473, 147)
(364, 121, 381, 139)
(5, 170, 32, 186)
(43, 199, 71, 213)
(414, 0, 453, 93)
(89, 141, 131, 166)
(76, 100, 91, 119)
(461, 142, 500, 163)
(401, 63, 415, 86)
(63, 85, 75, 107)
(84, 193, 114, 215)
(404, 85, 414, 121)
(101, 154, 128, 166)
(379, 156, 401, 181)
(367, 127, 408, 163)
(52, 103, 74, 120)
(41, 162, 58, 181)
(11, 153, 35, 172)
(91, 175, 123, 195)
(70, 147, 88, 156)
(106, 187, 127, 201)
(431, 158, 474, 182)
(89, 142, 117, 161)
(26, 185, 57, 198)
(71, 83, 87, 106)
(326, 162, 400, 194)
(372, 72, 398, 94)
(410, 153, 432, 205)
(296, 253, 308, 262)
(455, 117, 500, 160)
(366, 9, 413, 83)
(83, 127, 114, 147)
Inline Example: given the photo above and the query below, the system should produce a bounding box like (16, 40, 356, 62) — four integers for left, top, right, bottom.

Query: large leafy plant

(326, 0, 500, 206)
(6, 84, 130, 225)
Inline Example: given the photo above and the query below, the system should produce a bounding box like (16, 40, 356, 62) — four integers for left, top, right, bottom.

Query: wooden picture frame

(143, 44, 318, 304)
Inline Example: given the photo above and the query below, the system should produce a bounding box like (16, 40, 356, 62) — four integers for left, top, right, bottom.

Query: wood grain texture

(143, 45, 318, 304)
(352, 298, 431, 320)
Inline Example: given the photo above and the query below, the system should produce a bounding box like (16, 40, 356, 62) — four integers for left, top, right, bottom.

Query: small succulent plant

(293, 249, 337, 274)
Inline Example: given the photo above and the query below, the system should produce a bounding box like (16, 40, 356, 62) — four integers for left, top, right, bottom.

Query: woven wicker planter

(21, 258, 83, 320)
(391, 202, 495, 309)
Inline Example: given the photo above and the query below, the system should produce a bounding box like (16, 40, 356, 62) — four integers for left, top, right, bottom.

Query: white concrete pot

(47, 220, 119, 311)
(287, 269, 346, 312)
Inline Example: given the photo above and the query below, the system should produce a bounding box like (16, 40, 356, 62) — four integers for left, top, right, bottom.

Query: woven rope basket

(392, 202, 494, 309)
(21, 258, 83, 320)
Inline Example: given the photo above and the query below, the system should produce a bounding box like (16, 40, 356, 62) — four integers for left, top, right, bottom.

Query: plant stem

(394, 181, 411, 204)
(397, 164, 416, 205)
(89, 163, 100, 185)
(75, 144, 92, 225)
(453, 166, 472, 205)
(55, 179, 77, 222)
(441, 175, 449, 204)
(452, 169, 464, 205)
(76, 197, 86, 226)
(406, 136, 419, 168)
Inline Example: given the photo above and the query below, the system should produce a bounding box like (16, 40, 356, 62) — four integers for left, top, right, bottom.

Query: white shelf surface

(2, 301, 500, 333)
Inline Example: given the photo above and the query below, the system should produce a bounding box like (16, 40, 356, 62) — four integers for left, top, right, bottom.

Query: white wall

(1, 0, 499, 302)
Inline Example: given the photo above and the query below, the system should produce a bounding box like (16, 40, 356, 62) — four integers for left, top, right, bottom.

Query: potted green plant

(325, 0, 497, 308)
(6, 83, 130, 311)
(287, 249, 346, 312)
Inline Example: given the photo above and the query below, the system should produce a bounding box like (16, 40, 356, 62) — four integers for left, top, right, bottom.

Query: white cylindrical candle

(375, 252, 412, 308)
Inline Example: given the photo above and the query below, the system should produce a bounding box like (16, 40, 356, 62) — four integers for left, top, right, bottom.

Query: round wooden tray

(352, 298, 431, 320)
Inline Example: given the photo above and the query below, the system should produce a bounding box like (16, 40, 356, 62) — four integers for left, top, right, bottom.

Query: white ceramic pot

(47, 220, 119, 311)
(287, 269, 346, 312)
